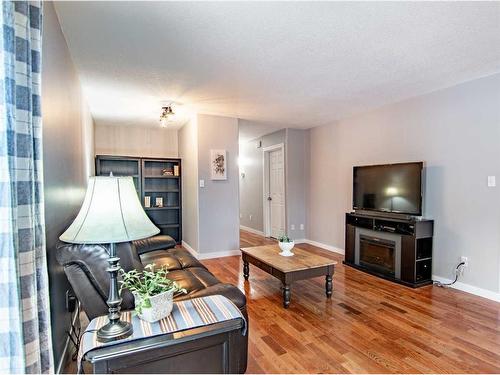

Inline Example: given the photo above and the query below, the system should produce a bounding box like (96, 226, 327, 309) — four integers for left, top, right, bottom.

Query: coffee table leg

(243, 261, 249, 280)
(325, 274, 333, 298)
(283, 284, 291, 308)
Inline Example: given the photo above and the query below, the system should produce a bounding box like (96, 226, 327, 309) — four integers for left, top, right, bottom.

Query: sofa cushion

(165, 269, 206, 293)
(140, 248, 205, 270)
(134, 234, 177, 255)
(140, 247, 245, 310)
(141, 250, 183, 270)
(170, 248, 206, 269)
(188, 267, 221, 288)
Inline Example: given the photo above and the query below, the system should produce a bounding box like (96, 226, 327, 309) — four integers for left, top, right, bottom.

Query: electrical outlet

(487, 176, 496, 187)
(239, 213, 242, 219)
(291, 224, 295, 230)
(300, 224, 304, 230)
(460, 256, 468, 267)
(65, 290, 76, 313)
(249, 214, 252, 221)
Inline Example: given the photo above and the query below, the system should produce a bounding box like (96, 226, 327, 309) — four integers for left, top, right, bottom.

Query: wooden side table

(81, 319, 245, 374)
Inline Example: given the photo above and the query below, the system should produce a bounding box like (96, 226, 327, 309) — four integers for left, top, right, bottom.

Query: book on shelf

(155, 197, 164, 207)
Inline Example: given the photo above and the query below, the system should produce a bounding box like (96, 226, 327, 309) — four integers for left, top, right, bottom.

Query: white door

(268, 148, 285, 238)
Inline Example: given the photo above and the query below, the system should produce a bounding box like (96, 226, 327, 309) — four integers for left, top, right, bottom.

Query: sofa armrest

(133, 235, 177, 255)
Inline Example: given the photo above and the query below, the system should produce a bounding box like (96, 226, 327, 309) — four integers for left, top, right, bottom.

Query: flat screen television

(353, 162, 423, 216)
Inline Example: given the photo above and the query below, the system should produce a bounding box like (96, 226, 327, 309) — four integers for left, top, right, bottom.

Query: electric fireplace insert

(359, 235, 396, 277)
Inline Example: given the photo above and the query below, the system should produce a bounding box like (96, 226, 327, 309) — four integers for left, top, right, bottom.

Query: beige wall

(197, 114, 240, 254)
(42, 2, 95, 368)
(178, 117, 199, 252)
(95, 124, 178, 158)
(308, 73, 500, 293)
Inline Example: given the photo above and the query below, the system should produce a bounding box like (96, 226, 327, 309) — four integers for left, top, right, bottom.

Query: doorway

(263, 143, 285, 238)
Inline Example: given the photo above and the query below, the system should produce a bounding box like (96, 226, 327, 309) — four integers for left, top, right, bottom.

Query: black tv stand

(344, 212, 434, 288)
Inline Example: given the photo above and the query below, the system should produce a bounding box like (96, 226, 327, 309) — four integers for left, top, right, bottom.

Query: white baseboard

(182, 241, 198, 257)
(301, 239, 345, 255)
(432, 275, 500, 303)
(301, 239, 499, 303)
(239, 225, 264, 236)
(185, 240, 499, 303)
(299, 241, 500, 303)
(182, 241, 240, 260)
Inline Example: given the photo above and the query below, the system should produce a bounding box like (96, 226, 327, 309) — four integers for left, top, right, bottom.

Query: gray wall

(239, 128, 286, 232)
(42, 2, 95, 368)
(197, 114, 240, 253)
(238, 139, 264, 231)
(178, 117, 199, 251)
(308, 73, 500, 293)
(285, 129, 309, 240)
(239, 127, 309, 240)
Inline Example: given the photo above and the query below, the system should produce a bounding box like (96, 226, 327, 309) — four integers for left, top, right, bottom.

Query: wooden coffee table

(240, 245, 337, 308)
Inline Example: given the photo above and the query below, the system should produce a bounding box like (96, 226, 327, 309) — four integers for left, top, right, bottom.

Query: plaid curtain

(0, 1, 53, 373)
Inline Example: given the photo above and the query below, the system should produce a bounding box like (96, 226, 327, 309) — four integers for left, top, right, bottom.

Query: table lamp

(60, 176, 160, 342)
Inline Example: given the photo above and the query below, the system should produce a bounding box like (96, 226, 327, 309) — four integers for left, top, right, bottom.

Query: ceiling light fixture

(159, 105, 174, 127)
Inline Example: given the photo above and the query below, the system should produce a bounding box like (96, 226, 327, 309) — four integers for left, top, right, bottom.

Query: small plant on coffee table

(278, 234, 295, 257)
(278, 234, 292, 243)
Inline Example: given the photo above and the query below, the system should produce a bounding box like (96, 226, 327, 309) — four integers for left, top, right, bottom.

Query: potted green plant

(119, 264, 186, 322)
(278, 234, 294, 257)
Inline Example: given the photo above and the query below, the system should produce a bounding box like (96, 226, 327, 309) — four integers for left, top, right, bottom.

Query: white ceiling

(54, 1, 500, 130)
(238, 120, 283, 143)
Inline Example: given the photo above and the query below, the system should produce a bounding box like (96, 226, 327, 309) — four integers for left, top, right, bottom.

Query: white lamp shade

(60, 176, 160, 244)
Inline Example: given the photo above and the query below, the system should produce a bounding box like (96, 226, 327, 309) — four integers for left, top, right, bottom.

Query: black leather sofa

(56, 235, 248, 372)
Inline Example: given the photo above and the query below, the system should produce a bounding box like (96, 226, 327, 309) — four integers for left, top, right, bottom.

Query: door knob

(267, 197, 272, 201)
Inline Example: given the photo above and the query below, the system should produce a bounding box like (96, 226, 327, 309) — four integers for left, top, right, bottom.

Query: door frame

(262, 143, 286, 238)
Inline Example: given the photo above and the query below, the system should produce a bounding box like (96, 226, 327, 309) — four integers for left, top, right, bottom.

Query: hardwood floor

(200, 230, 500, 373)
(66, 230, 500, 373)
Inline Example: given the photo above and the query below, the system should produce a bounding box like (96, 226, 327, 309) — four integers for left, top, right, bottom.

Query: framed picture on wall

(210, 149, 227, 180)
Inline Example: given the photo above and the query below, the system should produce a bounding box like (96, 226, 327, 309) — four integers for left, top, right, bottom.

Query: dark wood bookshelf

(144, 175, 180, 179)
(143, 189, 180, 193)
(95, 155, 182, 243)
(145, 206, 180, 211)
(95, 155, 142, 197)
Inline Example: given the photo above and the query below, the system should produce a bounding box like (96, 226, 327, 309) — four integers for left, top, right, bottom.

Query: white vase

(134, 289, 174, 323)
(279, 241, 295, 257)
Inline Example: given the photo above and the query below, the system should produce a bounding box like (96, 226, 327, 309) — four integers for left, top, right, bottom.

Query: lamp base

(96, 320, 133, 343)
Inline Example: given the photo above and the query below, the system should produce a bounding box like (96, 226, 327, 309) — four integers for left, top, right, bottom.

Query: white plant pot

(133, 289, 174, 323)
(279, 241, 295, 257)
